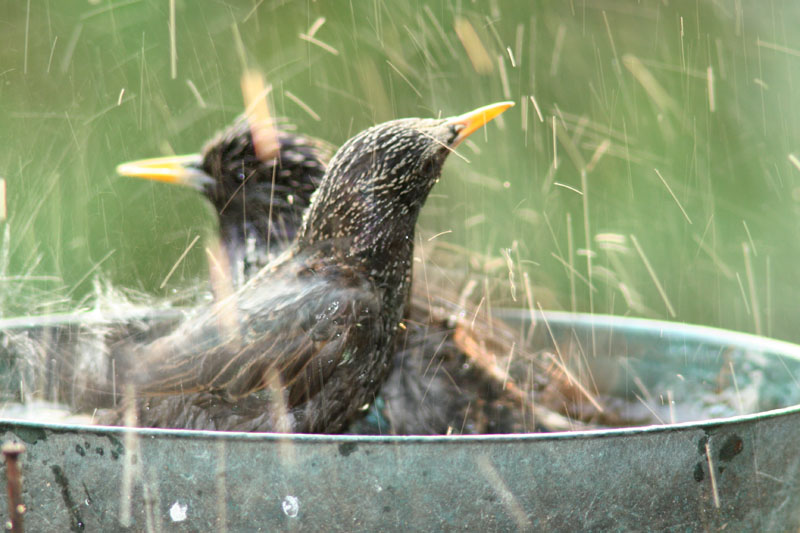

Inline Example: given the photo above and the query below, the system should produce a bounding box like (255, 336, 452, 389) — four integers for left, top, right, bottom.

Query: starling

(110, 102, 514, 433)
(117, 117, 331, 285)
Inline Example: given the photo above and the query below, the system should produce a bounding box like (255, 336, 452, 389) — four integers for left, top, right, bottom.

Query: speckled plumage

(198, 118, 330, 282)
(110, 115, 469, 433)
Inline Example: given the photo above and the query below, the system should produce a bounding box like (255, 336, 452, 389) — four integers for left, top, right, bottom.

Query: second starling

(117, 117, 330, 284)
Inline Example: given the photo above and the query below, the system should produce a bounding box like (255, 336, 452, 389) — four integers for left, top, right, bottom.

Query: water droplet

(282, 495, 300, 518)
(169, 501, 188, 522)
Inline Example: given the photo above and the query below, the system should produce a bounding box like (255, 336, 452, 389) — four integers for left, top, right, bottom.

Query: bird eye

(450, 124, 465, 143)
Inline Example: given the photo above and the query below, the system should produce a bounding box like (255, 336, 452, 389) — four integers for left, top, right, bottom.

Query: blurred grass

(1, 1, 800, 342)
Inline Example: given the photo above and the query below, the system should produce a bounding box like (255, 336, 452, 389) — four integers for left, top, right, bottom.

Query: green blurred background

(1, 1, 799, 341)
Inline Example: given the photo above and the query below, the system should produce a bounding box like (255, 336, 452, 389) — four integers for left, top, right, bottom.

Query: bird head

(299, 101, 514, 260)
(115, 117, 329, 238)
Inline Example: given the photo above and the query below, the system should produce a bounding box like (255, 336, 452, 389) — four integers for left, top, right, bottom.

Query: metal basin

(0, 311, 799, 531)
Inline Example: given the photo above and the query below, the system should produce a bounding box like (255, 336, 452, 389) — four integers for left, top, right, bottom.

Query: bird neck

(298, 188, 422, 274)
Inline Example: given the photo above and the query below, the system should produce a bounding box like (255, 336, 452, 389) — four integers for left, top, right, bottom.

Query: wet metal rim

(1, 311, 799, 530)
(1, 399, 800, 443)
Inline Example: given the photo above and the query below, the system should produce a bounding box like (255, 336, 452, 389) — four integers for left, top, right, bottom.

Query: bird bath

(0, 310, 798, 531)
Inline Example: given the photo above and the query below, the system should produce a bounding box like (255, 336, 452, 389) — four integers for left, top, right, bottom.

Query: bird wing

(123, 264, 382, 410)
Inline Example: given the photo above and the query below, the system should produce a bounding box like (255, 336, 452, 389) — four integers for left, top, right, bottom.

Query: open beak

(116, 154, 213, 190)
(447, 101, 515, 147)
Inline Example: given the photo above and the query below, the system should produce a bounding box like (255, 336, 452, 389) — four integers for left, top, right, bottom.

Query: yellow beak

(447, 101, 515, 147)
(115, 154, 212, 189)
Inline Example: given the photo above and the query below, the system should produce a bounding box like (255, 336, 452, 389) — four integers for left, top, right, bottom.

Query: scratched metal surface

(0, 312, 799, 531)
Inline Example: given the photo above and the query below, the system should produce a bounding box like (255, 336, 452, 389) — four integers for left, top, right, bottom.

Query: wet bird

(117, 117, 331, 285)
(110, 102, 514, 433)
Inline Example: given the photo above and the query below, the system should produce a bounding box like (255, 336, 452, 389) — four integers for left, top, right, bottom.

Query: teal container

(0, 311, 798, 531)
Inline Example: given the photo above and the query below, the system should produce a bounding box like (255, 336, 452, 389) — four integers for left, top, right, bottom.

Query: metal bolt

(2, 442, 26, 533)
